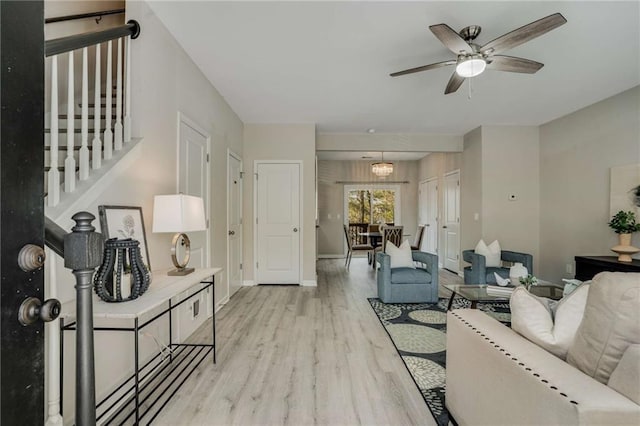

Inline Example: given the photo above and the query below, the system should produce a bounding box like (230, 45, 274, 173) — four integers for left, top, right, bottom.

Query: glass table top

(443, 283, 564, 302)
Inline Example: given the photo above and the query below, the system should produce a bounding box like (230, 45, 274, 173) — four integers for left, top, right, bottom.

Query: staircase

(45, 24, 140, 217)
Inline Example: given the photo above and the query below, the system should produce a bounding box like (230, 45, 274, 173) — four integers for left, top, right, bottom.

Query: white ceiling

(148, 1, 640, 135)
(316, 151, 428, 161)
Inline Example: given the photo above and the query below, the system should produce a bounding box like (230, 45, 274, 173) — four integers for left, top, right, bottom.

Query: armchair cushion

(463, 249, 533, 285)
(390, 268, 432, 284)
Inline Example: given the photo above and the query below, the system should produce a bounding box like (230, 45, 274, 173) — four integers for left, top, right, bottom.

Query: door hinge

(207, 219, 210, 228)
(256, 217, 258, 225)
(240, 171, 244, 178)
(240, 217, 243, 225)
(457, 217, 460, 223)
(240, 263, 243, 270)
(457, 254, 459, 260)
(256, 262, 259, 269)
(457, 180, 460, 186)
(255, 173, 258, 180)
(206, 153, 210, 163)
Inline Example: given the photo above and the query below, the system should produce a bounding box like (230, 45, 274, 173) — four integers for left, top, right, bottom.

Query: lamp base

(167, 267, 195, 276)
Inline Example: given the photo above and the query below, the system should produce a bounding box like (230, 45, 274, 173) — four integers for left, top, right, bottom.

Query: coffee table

(443, 283, 564, 311)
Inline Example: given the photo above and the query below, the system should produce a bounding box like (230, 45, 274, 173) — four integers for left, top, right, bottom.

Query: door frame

(226, 149, 243, 294)
(443, 169, 461, 274)
(176, 112, 211, 267)
(419, 176, 439, 255)
(253, 160, 304, 285)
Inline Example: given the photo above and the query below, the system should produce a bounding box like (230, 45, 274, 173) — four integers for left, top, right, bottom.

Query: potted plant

(608, 210, 640, 262)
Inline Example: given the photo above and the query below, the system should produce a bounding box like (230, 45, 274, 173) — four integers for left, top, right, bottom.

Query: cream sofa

(445, 272, 640, 426)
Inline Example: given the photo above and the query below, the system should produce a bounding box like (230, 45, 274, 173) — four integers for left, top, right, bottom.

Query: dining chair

(343, 225, 373, 270)
(411, 225, 426, 251)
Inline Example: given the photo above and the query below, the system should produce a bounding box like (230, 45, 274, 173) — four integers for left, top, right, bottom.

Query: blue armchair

(376, 251, 439, 303)
(462, 250, 533, 284)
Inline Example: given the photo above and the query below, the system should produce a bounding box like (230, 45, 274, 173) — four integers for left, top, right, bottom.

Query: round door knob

(18, 297, 61, 326)
(228, 230, 235, 236)
(293, 228, 298, 232)
(442, 226, 448, 229)
(18, 244, 46, 272)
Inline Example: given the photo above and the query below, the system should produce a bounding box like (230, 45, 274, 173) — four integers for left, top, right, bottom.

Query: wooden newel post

(63, 212, 103, 426)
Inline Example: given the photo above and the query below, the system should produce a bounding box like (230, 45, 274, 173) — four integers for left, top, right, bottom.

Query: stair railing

(46, 21, 140, 207)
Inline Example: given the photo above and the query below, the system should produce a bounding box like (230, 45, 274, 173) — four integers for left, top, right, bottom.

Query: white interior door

(177, 115, 211, 340)
(443, 171, 460, 272)
(228, 151, 243, 297)
(256, 162, 301, 284)
(178, 118, 210, 269)
(425, 178, 438, 254)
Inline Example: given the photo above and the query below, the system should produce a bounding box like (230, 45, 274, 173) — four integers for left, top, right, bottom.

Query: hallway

(157, 258, 449, 425)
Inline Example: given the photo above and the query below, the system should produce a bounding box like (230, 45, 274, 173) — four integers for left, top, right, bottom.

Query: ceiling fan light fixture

(455, 56, 486, 78)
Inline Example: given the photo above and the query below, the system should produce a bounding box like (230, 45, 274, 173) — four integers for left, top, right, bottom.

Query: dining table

(357, 231, 412, 265)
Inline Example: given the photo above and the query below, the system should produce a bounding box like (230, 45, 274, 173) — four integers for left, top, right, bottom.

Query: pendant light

(371, 152, 393, 178)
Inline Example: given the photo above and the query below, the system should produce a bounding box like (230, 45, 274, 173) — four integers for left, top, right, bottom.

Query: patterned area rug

(367, 297, 511, 426)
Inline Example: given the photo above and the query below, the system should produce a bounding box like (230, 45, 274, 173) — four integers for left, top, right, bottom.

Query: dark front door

(1, 1, 46, 424)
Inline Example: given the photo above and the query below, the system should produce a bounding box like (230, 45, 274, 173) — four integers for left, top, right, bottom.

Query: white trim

(302, 280, 317, 287)
(243, 280, 256, 286)
(226, 149, 243, 298)
(177, 112, 211, 268)
(254, 160, 304, 285)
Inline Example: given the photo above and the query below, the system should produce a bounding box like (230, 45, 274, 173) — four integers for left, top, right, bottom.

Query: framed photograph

(98, 205, 152, 273)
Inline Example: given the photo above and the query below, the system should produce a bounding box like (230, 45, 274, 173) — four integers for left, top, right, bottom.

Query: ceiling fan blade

(480, 13, 567, 55)
(486, 55, 544, 73)
(429, 24, 472, 54)
(390, 60, 456, 77)
(445, 72, 465, 94)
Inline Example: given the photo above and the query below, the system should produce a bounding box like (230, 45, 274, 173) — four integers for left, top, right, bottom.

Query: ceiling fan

(390, 13, 567, 94)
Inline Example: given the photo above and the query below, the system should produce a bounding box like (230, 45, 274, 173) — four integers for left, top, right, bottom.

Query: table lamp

(152, 194, 206, 276)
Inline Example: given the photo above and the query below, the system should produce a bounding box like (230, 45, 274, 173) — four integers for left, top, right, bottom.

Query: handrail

(45, 216, 67, 257)
(45, 8, 125, 25)
(45, 20, 140, 57)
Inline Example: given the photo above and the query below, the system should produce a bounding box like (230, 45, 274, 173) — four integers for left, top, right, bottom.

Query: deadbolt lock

(18, 244, 46, 272)
(18, 297, 61, 326)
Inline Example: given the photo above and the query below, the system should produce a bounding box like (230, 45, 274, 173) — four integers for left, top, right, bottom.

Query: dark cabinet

(574, 256, 640, 281)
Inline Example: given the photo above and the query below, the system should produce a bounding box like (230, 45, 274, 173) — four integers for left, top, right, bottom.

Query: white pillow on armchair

(475, 239, 501, 267)
(385, 240, 415, 269)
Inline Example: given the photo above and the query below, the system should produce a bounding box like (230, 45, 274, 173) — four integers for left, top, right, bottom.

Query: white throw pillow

(385, 240, 415, 269)
(475, 239, 501, 267)
(510, 283, 590, 360)
(567, 272, 640, 384)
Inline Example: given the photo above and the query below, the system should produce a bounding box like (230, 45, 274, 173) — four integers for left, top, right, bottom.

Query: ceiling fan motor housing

(460, 25, 482, 42)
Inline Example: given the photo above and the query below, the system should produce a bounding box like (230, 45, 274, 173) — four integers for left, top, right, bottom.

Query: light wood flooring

(157, 258, 463, 426)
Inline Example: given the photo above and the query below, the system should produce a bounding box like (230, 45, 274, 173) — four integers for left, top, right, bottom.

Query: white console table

(60, 267, 222, 425)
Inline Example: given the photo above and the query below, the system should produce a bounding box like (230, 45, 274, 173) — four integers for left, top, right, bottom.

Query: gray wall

(317, 160, 419, 256)
(539, 86, 640, 280)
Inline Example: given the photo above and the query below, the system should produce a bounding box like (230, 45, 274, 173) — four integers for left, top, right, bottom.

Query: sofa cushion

(510, 283, 589, 359)
(386, 240, 415, 269)
(390, 267, 431, 284)
(608, 344, 640, 405)
(475, 239, 501, 267)
(567, 272, 640, 384)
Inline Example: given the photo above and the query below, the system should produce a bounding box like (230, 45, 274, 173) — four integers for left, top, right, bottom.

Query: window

(344, 185, 401, 247)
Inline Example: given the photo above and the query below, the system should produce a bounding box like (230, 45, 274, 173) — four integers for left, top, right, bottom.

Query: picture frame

(98, 205, 152, 273)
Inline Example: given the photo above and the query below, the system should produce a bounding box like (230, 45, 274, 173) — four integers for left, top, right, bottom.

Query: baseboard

(318, 254, 345, 259)
(302, 280, 317, 287)
(242, 280, 256, 286)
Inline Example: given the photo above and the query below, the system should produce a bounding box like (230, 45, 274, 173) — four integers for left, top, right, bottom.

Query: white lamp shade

(152, 194, 206, 233)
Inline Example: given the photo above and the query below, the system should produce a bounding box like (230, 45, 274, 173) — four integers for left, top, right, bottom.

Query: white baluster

(44, 249, 63, 426)
(79, 47, 89, 181)
(124, 36, 131, 143)
(64, 51, 76, 193)
(92, 43, 102, 170)
(114, 37, 123, 151)
(47, 55, 60, 207)
(103, 40, 113, 160)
